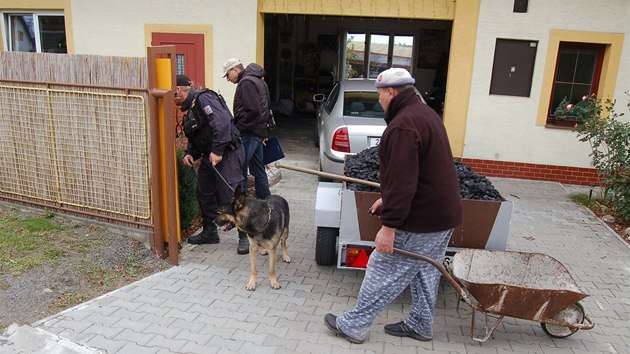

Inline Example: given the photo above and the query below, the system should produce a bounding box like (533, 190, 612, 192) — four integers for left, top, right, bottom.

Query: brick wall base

(458, 158, 598, 186)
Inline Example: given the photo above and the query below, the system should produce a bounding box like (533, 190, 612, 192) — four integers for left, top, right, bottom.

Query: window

(343, 91, 384, 118)
(368, 34, 389, 79)
(344, 32, 413, 79)
(324, 82, 341, 114)
(548, 42, 604, 122)
(4, 12, 66, 53)
(345, 32, 366, 79)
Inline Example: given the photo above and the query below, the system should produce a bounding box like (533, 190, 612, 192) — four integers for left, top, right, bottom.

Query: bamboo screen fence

(0, 52, 152, 224)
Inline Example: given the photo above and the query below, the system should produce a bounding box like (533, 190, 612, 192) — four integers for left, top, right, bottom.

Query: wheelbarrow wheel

(541, 302, 585, 338)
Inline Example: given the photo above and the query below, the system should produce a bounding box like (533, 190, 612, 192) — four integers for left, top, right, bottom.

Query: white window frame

(341, 30, 416, 80)
(1, 11, 65, 53)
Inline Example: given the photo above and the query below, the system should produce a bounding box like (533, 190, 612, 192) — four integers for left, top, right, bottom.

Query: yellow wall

(0, 0, 74, 53)
(144, 24, 214, 87)
(256, 11, 265, 65)
(259, 0, 455, 20)
(536, 30, 624, 125)
(443, 0, 480, 157)
(257, 0, 477, 157)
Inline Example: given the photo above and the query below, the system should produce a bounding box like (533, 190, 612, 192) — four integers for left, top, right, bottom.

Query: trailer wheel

(541, 302, 585, 338)
(316, 227, 338, 266)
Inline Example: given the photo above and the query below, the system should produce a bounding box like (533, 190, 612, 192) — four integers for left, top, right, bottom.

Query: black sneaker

(324, 313, 364, 344)
(187, 230, 220, 244)
(237, 233, 250, 255)
(384, 321, 431, 341)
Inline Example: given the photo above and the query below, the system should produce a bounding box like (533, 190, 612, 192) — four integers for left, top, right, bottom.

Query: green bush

(555, 93, 630, 223)
(177, 148, 199, 230)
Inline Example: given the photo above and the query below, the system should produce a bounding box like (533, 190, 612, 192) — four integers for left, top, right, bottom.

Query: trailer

(277, 163, 513, 269)
(315, 182, 513, 268)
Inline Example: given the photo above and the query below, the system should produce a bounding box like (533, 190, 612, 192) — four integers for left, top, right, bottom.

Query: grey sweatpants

(336, 228, 453, 342)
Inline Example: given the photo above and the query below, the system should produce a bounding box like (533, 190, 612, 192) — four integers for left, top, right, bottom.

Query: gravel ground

(0, 202, 171, 332)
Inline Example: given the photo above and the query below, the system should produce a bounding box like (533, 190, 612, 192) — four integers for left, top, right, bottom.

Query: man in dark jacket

(223, 58, 272, 254)
(175, 74, 245, 245)
(324, 68, 462, 344)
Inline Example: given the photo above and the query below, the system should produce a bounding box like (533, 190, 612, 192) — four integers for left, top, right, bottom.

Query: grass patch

(569, 193, 610, 214)
(0, 210, 94, 276)
(0, 211, 65, 275)
(54, 292, 91, 308)
(569, 192, 629, 241)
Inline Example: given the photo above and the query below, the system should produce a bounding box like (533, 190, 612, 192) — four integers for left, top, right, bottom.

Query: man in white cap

(324, 68, 462, 344)
(223, 58, 273, 255)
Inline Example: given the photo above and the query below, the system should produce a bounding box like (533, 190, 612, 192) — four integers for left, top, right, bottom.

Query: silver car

(314, 79, 386, 177)
(314, 79, 385, 175)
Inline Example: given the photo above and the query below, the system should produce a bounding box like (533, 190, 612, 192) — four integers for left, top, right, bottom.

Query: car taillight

(345, 246, 373, 268)
(332, 127, 351, 153)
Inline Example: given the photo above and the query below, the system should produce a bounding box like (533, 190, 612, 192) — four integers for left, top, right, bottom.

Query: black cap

(176, 74, 192, 86)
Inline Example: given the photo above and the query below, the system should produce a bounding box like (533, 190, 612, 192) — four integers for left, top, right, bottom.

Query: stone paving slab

(2, 121, 629, 353)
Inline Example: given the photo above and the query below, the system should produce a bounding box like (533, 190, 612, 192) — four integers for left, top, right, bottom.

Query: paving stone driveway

(4, 117, 629, 353)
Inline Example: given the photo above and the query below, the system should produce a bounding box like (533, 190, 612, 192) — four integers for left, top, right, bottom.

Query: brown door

(151, 33, 205, 87)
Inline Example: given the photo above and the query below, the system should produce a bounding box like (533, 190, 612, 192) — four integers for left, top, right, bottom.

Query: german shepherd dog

(215, 184, 291, 290)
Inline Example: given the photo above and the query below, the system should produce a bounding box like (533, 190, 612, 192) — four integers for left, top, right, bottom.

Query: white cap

(222, 58, 242, 77)
(374, 67, 415, 88)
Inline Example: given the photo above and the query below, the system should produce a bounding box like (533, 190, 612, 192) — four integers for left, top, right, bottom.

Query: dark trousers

(241, 132, 271, 199)
(197, 146, 245, 223)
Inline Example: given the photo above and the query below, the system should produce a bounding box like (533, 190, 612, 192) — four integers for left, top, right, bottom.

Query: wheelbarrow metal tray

(452, 249, 589, 322)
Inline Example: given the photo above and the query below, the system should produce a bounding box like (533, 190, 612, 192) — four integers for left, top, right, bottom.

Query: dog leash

(211, 164, 235, 193)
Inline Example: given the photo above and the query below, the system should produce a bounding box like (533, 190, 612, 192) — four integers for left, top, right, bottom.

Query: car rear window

(343, 92, 384, 118)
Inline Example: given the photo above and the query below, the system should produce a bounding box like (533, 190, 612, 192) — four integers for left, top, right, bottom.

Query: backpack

(183, 89, 241, 152)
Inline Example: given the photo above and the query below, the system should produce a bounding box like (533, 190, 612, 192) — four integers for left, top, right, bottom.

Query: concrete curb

(0, 324, 102, 354)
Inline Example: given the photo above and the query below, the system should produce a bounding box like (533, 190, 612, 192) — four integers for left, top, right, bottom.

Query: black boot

(237, 230, 250, 255)
(188, 221, 220, 245)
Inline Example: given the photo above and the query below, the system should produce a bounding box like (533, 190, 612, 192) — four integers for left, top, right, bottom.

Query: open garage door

(264, 14, 451, 118)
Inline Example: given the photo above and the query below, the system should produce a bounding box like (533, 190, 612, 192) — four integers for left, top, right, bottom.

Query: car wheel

(316, 227, 338, 266)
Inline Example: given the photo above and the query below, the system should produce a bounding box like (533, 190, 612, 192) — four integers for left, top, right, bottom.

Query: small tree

(555, 93, 630, 223)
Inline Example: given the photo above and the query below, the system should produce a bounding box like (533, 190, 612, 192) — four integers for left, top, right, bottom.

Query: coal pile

(344, 146, 502, 201)
(343, 146, 380, 192)
(454, 161, 502, 201)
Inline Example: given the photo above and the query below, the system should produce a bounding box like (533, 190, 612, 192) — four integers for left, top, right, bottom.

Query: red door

(151, 33, 205, 87)
(152, 33, 205, 148)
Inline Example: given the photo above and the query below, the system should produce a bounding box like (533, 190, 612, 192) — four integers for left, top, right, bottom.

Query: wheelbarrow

(393, 247, 595, 342)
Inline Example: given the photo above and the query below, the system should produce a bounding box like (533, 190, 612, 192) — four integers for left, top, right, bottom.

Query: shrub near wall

(555, 94, 630, 223)
(177, 148, 199, 230)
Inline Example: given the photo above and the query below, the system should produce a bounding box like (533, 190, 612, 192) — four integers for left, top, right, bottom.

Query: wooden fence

(0, 52, 153, 226)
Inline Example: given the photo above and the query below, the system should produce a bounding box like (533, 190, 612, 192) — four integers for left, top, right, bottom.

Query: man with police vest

(174, 74, 245, 246)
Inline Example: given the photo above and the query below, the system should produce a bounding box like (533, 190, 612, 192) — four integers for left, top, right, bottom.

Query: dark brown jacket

(233, 63, 270, 138)
(379, 87, 462, 233)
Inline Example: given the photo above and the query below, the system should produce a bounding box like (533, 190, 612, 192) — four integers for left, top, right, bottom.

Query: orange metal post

(147, 46, 180, 265)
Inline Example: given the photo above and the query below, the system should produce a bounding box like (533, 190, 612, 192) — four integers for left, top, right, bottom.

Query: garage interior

(263, 14, 452, 119)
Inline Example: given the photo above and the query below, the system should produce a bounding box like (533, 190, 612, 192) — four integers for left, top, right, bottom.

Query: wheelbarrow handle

(393, 247, 481, 310)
